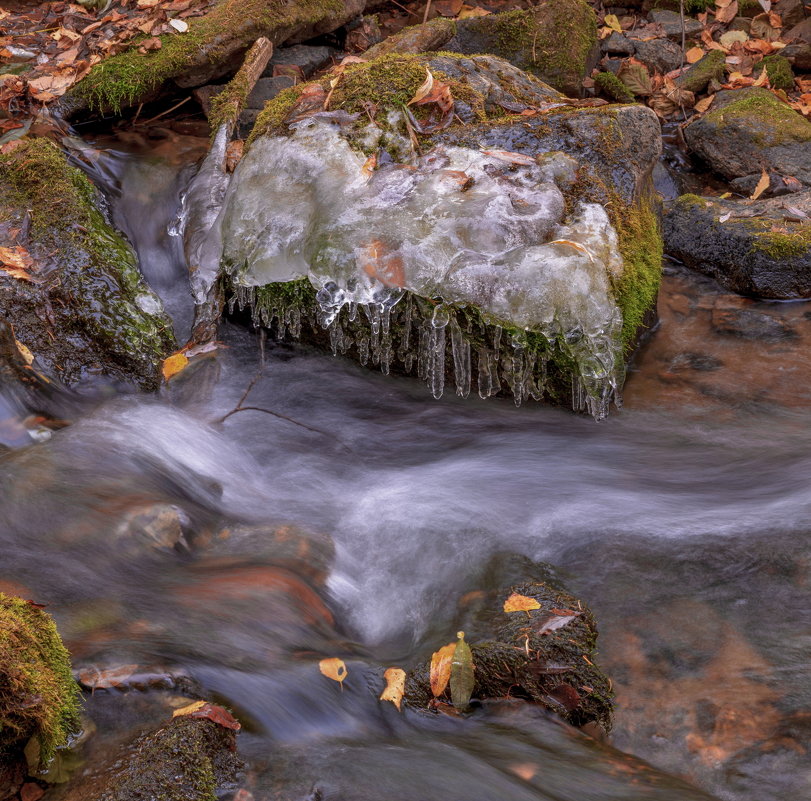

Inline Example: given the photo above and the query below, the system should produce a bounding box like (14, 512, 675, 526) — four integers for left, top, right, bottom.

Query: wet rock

(782, 18, 811, 72)
(663, 192, 811, 299)
(0, 139, 174, 391)
(683, 88, 811, 186)
(264, 44, 336, 78)
(49, 714, 241, 801)
(601, 31, 636, 56)
(631, 37, 684, 74)
(222, 52, 662, 416)
(711, 307, 797, 341)
(364, 17, 457, 59)
(444, 0, 599, 97)
(0, 594, 81, 799)
(675, 49, 725, 94)
(648, 9, 705, 40)
(246, 75, 295, 109)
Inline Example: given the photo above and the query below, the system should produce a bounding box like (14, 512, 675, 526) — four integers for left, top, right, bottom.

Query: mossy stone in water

(0, 593, 81, 768)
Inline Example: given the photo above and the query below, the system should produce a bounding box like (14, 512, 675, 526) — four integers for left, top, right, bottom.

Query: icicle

(449, 315, 471, 398)
(417, 322, 430, 382)
(398, 294, 413, 363)
(358, 335, 370, 366)
(428, 304, 449, 399)
(329, 319, 343, 355)
(477, 348, 500, 399)
(492, 325, 502, 361)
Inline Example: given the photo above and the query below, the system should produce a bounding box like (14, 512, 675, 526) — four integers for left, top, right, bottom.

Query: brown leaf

(139, 37, 162, 52)
(547, 683, 581, 711)
(162, 352, 189, 381)
(618, 61, 652, 96)
(457, 5, 490, 18)
(430, 642, 456, 697)
(715, 0, 739, 24)
(20, 783, 44, 801)
(359, 239, 406, 288)
(503, 593, 541, 613)
(174, 700, 241, 730)
(77, 664, 139, 689)
(225, 140, 243, 172)
(783, 176, 803, 191)
(482, 149, 536, 166)
(379, 667, 406, 710)
(319, 657, 347, 685)
(750, 168, 770, 199)
(435, 0, 463, 16)
(0, 245, 40, 282)
(694, 94, 716, 113)
(537, 611, 581, 635)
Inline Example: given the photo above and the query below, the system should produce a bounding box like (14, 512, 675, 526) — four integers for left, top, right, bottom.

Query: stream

(1, 127, 810, 801)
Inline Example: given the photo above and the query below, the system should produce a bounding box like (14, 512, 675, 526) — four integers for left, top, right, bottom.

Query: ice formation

(217, 118, 627, 417)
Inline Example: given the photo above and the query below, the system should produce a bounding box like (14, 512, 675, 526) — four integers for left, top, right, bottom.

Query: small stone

(246, 76, 295, 109)
(647, 9, 704, 41)
(711, 308, 797, 341)
(631, 37, 684, 74)
(601, 31, 635, 56)
(263, 45, 336, 79)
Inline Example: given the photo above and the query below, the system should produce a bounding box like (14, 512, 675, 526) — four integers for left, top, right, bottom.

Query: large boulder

(683, 88, 811, 187)
(443, 1, 599, 97)
(663, 192, 811, 299)
(0, 138, 174, 390)
(216, 53, 662, 417)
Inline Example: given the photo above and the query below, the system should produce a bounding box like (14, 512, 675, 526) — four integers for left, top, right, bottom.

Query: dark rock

(237, 109, 260, 138)
(782, 18, 811, 72)
(683, 88, 811, 186)
(647, 9, 704, 41)
(364, 17, 456, 59)
(263, 44, 336, 78)
(246, 75, 295, 109)
(774, 0, 807, 29)
(191, 83, 224, 116)
(711, 308, 797, 341)
(601, 31, 636, 55)
(663, 192, 811, 299)
(631, 37, 684, 73)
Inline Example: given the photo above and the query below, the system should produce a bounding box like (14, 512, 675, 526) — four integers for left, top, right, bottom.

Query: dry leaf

(15, 340, 34, 365)
(175, 701, 241, 730)
(0, 245, 40, 282)
(408, 68, 435, 106)
(550, 239, 596, 263)
(503, 593, 541, 613)
(618, 61, 652, 96)
(686, 46, 705, 63)
(319, 657, 347, 686)
(537, 611, 581, 635)
(750, 168, 770, 200)
(457, 4, 490, 18)
(225, 140, 243, 172)
(169, 19, 189, 33)
(77, 664, 138, 689)
(162, 352, 189, 381)
(603, 13, 623, 33)
(694, 94, 716, 113)
(379, 667, 406, 710)
(430, 642, 456, 697)
(715, 0, 739, 24)
(482, 149, 536, 166)
(173, 700, 207, 717)
(719, 211, 732, 222)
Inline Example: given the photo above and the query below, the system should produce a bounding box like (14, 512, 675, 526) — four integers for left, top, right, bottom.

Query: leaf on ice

(482, 149, 536, 166)
(503, 593, 541, 613)
(450, 631, 474, 711)
(430, 642, 456, 697)
(549, 239, 596, 263)
(319, 657, 348, 686)
(750, 168, 770, 200)
(379, 667, 406, 710)
(162, 352, 189, 381)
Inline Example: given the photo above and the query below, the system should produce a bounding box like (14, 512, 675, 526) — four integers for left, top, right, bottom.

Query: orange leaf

(174, 700, 241, 730)
(715, 0, 739, 24)
(503, 593, 541, 613)
(686, 47, 705, 64)
(162, 352, 189, 381)
(0, 245, 40, 282)
(750, 168, 770, 200)
(430, 642, 456, 697)
(379, 667, 406, 710)
(319, 657, 347, 685)
(694, 94, 716, 113)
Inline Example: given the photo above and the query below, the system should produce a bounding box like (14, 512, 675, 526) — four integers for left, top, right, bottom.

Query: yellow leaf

(603, 13, 622, 32)
(549, 239, 595, 264)
(686, 46, 705, 63)
(408, 68, 434, 105)
(173, 700, 207, 717)
(457, 5, 490, 17)
(430, 642, 456, 697)
(503, 593, 541, 613)
(15, 340, 33, 365)
(750, 168, 770, 200)
(450, 631, 474, 711)
(162, 352, 189, 381)
(319, 657, 347, 685)
(379, 667, 406, 710)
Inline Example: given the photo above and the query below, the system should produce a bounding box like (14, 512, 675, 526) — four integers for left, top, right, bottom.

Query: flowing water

(1, 130, 810, 801)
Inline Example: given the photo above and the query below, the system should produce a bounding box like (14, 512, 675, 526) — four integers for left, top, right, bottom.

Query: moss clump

(207, 68, 252, 135)
(248, 84, 307, 142)
(0, 594, 81, 767)
(750, 227, 811, 259)
(676, 49, 725, 94)
(594, 72, 635, 103)
(753, 55, 795, 93)
(72, 0, 346, 113)
(703, 89, 811, 147)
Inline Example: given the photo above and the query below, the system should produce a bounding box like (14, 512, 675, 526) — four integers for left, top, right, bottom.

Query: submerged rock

(683, 88, 811, 187)
(0, 139, 174, 390)
(664, 192, 811, 299)
(215, 53, 662, 417)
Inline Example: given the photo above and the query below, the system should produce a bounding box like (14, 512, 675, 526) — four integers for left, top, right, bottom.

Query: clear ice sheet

(219, 119, 627, 416)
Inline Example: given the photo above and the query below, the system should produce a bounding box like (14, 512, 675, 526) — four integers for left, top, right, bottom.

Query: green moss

(675, 193, 710, 209)
(753, 55, 795, 93)
(750, 227, 811, 259)
(0, 594, 81, 767)
(72, 0, 346, 113)
(594, 72, 635, 103)
(208, 68, 252, 135)
(704, 89, 811, 147)
(248, 84, 307, 142)
(676, 49, 725, 94)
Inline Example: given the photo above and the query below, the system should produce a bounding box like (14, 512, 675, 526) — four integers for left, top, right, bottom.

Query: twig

(390, 0, 417, 16)
(132, 102, 143, 125)
(139, 96, 190, 126)
(679, 0, 686, 71)
(423, 0, 432, 24)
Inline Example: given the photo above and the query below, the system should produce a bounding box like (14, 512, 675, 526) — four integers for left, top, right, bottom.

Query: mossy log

(0, 593, 81, 785)
(404, 580, 613, 732)
(61, 0, 377, 117)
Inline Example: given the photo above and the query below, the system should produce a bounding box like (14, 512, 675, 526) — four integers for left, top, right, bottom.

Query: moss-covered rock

(363, 17, 457, 59)
(0, 594, 81, 772)
(663, 191, 811, 298)
(594, 71, 636, 103)
(443, 1, 599, 97)
(684, 88, 811, 186)
(0, 138, 174, 389)
(675, 49, 726, 94)
(752, 54, 795, 92)
(227, 53, 661, 416)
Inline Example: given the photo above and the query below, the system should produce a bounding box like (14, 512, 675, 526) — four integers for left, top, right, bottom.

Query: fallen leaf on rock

(319, 657, 347, 686)
(503, 593, 541, 613)
(379, 667, 406, 710)
(537, 612, 581, 635)
(482, 149, 536, 166)
(430, 641, 456, 697)
(20, 782, 45, 801)
(783, 204, 808, 219)
(546, 682, 581, 711)
(783, 176, 803, 191)
(175, 701, 241, 730)
(0, 245, 41, 282)
(162, 352, 189, 381)
(715, 0, 739, 24)
(450, 631, 474, 710)
(457, 5, 490, 18)
(686, 46, 705, 63)
(719, 211, 732, 222)
(169, 18, 189, 33)
(435, 0, 463, 16)
(720, 30, 748, 47)
(77, 664, 138, 689)
(15, 340, 34, 365)
(694, 94, 716, 113)
(618, 61, 652, 96)
(750, 168, 770, 199)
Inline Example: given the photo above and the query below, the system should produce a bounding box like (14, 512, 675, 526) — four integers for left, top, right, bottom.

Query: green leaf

(450, 631, 475, 711)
